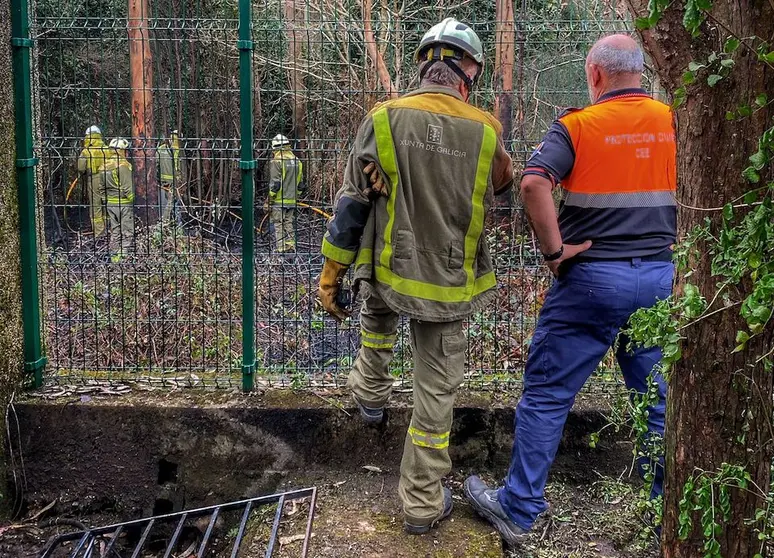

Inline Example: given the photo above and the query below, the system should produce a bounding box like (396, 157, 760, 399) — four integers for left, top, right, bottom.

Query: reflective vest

(557, 93, 677, 258)
(100, 156, 134, 205)
(77, 135, 108, 185)
(268, 150, 303, 206)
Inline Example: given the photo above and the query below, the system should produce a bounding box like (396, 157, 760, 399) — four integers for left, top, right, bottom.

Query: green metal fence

(22, 0, 657, 390)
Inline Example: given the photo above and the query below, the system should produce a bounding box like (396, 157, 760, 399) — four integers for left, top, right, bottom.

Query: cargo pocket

(448, 241, 464, 270)
(524, 328, 553, 386)
(441, 330, 466, 393)
(394, 230, 415, 260)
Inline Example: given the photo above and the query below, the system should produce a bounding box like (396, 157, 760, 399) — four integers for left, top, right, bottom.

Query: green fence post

(238, 0, 255, 392)
(11, 0, 45, 387)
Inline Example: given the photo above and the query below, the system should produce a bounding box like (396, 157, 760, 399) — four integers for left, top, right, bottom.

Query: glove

(318, 258, 351, 322)
(362, 162, 390, 199)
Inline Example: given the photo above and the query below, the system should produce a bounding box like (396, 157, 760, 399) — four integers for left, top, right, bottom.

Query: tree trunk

(284, 0, 308, 149)
(128, 0, 157, 224)
(362, 0, 398, 99)
(625, 1, 774, 556)
(493, 0, 515, 212)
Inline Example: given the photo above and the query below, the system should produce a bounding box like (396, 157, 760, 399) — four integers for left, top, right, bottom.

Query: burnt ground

(0, 467, 658, 557)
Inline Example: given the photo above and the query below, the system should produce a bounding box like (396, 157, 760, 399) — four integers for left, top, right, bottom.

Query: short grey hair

(588, 43, 644, 75)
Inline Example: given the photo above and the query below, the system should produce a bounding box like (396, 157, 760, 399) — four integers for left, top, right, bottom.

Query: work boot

(464, 476, 529, 546)
(354, 396, 384, 425)
(404, 487, 453, 535)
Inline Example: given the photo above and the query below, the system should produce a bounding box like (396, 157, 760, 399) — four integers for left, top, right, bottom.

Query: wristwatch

(542, 245, 564, 262)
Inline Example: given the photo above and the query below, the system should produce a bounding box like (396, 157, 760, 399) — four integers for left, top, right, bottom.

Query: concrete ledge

(12, 390, 628, 517)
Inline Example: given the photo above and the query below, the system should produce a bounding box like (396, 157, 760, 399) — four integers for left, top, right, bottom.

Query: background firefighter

(100, 138, 135, 262)
(76, 125, 108, 236)
(157, 129, 184, 226)
(317, 18, 514, 534)
(266, 134, 304, 253)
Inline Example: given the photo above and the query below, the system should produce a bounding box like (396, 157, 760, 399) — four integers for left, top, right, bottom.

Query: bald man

(465, 34, 676, 545)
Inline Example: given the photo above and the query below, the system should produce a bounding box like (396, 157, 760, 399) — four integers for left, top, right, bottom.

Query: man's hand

(362, 162, 390, 199)
(318, 258, 351, 322)
(546, 241, 592, 277)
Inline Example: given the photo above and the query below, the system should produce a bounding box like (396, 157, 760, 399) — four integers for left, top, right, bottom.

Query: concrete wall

(0, 0, 25, 516)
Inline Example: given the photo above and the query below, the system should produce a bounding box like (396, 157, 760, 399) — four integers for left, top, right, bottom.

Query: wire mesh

(31, 0, 659, 390)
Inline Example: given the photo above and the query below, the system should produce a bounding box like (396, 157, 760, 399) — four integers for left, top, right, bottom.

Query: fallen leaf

(362, 466, 382, 474)
(357, 521, 376, 533)
(279, 534, 307, 546)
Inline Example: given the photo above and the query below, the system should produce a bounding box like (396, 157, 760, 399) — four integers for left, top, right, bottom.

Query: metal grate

(39, 487, 317, 558)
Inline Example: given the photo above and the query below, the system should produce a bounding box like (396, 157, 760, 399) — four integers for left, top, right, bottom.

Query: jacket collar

(405, 85, 465, 102)
(596, 87, 650, 103)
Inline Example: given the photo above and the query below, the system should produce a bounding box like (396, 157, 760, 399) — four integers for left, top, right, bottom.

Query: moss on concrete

(0, 0, 25, 516)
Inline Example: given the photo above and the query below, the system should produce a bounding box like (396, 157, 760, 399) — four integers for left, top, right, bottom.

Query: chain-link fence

(29, 0, 656, 390)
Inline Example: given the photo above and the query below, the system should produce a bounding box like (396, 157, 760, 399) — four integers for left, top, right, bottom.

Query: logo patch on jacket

(427, 125, 443, 145)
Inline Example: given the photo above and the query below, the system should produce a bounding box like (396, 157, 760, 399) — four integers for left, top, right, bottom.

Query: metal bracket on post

(237, 40, 254, 51)
(15, 157, 38, 168)
(239, 159, 257, 170)
(11, 37, 33, 48)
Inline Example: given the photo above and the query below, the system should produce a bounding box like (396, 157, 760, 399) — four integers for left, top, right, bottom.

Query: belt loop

(632, 257, 642, 267)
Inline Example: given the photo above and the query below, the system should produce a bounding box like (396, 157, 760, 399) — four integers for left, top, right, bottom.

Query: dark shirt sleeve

(522, 120, 575, 186)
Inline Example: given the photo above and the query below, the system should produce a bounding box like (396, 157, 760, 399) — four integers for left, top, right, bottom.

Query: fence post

(10, 0, 45, 387)
(238, 0, 255, 392)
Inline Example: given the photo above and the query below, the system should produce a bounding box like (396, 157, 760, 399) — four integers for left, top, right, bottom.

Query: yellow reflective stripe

(362, 340, 395, 350)
(408, 426, 450, 449)
(361, 329, 396, 349)
(322, 237, 356, 265)
(355, 248, 373, 267)
(464, 126, 496, 290)
(106, 196, 133, 204)
(372, 108, 398, 270)
(160, 174, 174, 181)
(362, 330, 395, 341)
(375, 265, 495, 303)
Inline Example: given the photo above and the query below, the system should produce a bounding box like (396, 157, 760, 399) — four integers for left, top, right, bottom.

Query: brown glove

(318, 258, 350, 322)
(362, 162, 390, 199)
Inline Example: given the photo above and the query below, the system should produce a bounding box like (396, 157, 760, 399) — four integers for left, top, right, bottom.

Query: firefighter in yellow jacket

(267, 135, 304, 252)
(76, 125, 108, 236)
(157, 130, 183, 225)
(317, 18, 514, 533)
(100, 138, 135, 262)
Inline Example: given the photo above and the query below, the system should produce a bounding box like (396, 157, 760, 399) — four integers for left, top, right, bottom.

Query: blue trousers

(500, 259, 673, 529)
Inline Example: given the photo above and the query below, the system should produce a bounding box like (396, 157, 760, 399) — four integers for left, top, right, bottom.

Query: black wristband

(542, 245, 564, 262)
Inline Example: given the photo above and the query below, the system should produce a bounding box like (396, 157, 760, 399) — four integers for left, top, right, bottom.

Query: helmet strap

(419, 46, 481, 89)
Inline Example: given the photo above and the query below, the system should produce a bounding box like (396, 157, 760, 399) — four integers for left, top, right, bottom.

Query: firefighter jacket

(100, 154, 134, 204)
(321, 86, 514, 322)
(268, 149, 303, 207)
(157, 143, 181, 185)
(77, 134, 108, 187)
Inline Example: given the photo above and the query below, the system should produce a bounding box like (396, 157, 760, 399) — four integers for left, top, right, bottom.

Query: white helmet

(415, 18, 484, 87)
(109, 137, 130, 150)
(271, 134, 291, 150)
(85, 125, 102, 136)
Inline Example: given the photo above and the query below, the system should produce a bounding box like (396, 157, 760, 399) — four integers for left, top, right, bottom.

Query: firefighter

(76, 125, 108, 236)
(157, 129, 183, 225)
(317, 18, 514, 533)
(267, 135, 304, 252)
(464, 34, 676, 546)
(100, 138, 135, 262)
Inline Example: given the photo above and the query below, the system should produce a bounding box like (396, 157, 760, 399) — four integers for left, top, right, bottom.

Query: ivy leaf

(720, 58, 735, 68)
(725, 111, 736, 120)
(738, 104, 753, 117)
(723, 203, 734, 221)
(744, 167, 761, 183)
(672, 86, 687, 109)
(635, 16, 655, 30)
(707, 74, 723, 87)
(688, 61, 705, 71)
(744, 190, 758, 204)
(755, 93, 768, 107)
(749, 150, 767, 170)
(723, 37, 741, 53)
(760, 52, 774, 63)
(733, 330, 750, 352)
(683, 71, 696, 85)
(683, 0, 705, 34)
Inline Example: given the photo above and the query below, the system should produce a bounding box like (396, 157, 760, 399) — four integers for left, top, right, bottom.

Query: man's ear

(589, 64, 602, 88)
